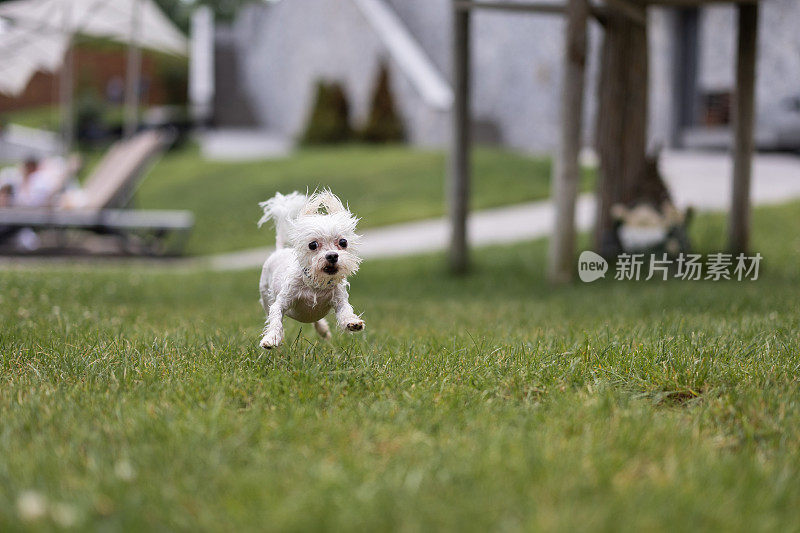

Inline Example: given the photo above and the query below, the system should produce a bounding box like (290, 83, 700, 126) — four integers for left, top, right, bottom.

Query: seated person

(0, 160, 44, 249)
(0, 156, 73, 250)
(14, 157, 56, 208)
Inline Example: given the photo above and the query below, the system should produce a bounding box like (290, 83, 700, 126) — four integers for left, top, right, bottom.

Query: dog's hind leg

(314, 318, 332, 340)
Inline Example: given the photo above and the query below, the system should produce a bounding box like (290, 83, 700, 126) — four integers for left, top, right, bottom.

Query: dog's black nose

(325, 252, 339, 264)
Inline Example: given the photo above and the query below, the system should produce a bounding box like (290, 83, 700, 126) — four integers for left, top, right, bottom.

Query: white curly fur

(258, 189, 365, 349)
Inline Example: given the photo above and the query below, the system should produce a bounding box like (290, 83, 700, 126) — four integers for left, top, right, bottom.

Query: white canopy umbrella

(0, 26, 66, 95)
(0, 0, 187, 57)
(0, 0, 188, 147)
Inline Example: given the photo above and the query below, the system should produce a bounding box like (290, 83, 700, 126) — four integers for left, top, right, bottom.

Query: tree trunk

(594, 7, 649, 255)
(448, 4, 471, 274)
(547, 0, 588, 283)
(729, 3, 758, 255)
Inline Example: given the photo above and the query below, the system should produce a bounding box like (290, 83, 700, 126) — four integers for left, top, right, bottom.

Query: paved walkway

(661, 150, 800, 210)
(199, 129, 291, 161)
(207, 150, 800, 271)
(207, 195, 596, 270)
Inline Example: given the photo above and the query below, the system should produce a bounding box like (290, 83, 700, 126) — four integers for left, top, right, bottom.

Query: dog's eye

(308, 241, 318, 250)
(338, 238, 347, 249)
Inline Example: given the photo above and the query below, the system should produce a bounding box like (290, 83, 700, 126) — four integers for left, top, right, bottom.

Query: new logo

(578, 251, 608, 282)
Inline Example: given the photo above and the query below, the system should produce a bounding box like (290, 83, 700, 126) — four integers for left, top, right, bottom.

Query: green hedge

(300, 81, 354, 145)
(360, 62, 405, 143)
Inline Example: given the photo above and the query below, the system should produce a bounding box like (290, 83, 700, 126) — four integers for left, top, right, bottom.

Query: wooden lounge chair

(0, 129, 194, 256)
(59, 129, 170, 209)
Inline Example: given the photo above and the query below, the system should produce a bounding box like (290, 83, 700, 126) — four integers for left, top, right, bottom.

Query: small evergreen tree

(300, 81, 354, 145)
(361, 63, 405, 143)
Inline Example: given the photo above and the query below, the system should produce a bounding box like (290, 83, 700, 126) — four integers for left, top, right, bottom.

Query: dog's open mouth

(322, 265, 338, 275)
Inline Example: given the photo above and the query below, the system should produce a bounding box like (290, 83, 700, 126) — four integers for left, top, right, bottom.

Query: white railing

(351, 0, 453, 111)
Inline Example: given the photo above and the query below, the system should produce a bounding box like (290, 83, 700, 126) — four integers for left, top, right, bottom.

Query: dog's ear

(303, 189, 347, 215)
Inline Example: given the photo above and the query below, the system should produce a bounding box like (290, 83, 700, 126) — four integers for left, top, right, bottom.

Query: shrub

(360, 62, 405, 143)
(75, 91, 107, 142)
(300, 81, 354, 145)
(159, 59, 189, 106)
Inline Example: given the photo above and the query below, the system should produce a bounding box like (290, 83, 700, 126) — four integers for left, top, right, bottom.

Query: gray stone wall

(385, 0, 597, 152)
(698, 6, 736, 92)
(751, 0, 800, 132)
(224, 0, 800, 153)
(228, 0, 447, 146)
(697, 0, 800, 133)
(379, 1, 682, 152)
(648, 8, 678, 150)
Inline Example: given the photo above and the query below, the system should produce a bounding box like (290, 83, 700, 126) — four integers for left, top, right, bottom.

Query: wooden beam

(448, 2, 472, 273)
(644, 0, 759, 5)
(455, 0, 616, 23)
(455, 0, 760, 17)
(454, 1, 566, 14)
(729, 2, 758, 254)
(603, 0, 646, 25)
(455, 0, 636, 30)
(548, 0, 589, 283)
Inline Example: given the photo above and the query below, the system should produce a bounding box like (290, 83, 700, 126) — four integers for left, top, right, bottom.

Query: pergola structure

(447, 0, 761, 280)
(0, 0, 187, 149)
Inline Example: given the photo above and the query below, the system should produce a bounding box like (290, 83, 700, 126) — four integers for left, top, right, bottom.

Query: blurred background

(0, 0, 798, 273)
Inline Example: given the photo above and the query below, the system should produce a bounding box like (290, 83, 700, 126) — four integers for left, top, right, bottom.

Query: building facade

(208, 0, 800, 153)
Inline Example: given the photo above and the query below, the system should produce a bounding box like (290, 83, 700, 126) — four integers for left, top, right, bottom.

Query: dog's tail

(258, 191, 307, 248)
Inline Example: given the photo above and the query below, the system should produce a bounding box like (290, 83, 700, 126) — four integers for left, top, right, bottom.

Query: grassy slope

(135, 145, 593, 255)
(1, 203, 800, 530)
(0, 106, 64, 132)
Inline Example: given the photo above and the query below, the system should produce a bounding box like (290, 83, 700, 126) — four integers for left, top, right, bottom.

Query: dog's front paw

(345, 319, 365, 332)
(259, 330, 283, 349)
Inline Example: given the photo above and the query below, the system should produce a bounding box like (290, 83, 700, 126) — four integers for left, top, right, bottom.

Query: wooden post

(594, 4, 648, 255)
(124, 0, 143, 138)
(448, 2, 471, 273)
(59, 1, 73, 153)
(59, 42, 74, 154)
(547, 0, 588, 283)
(729, 2, 758, 255)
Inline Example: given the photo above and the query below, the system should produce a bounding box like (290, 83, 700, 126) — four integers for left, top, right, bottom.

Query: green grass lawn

(135, 145, 593, 255)
(1, 105, 64, 132)
(2, 202, 800, 530)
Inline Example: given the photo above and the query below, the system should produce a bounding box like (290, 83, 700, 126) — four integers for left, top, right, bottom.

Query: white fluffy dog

(257, 190, 365, 349)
